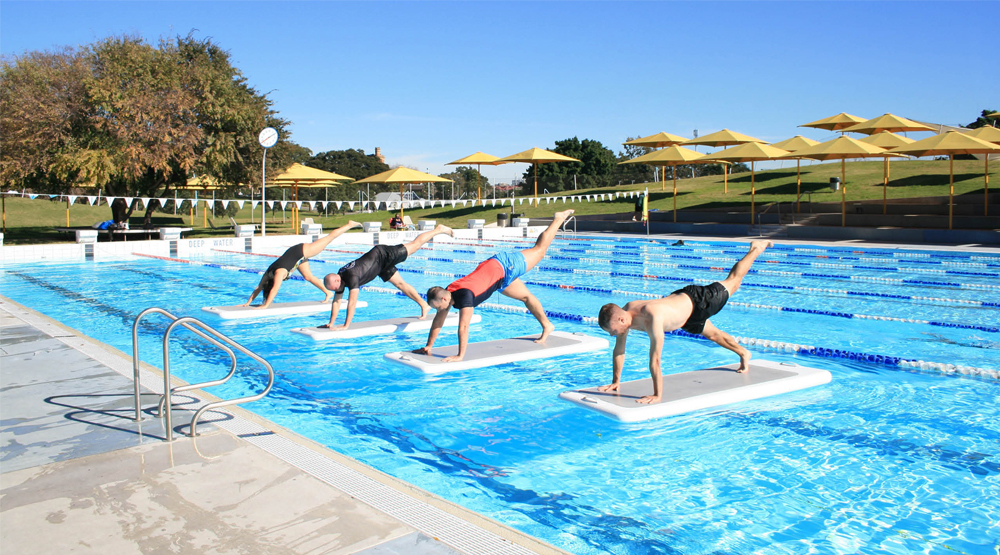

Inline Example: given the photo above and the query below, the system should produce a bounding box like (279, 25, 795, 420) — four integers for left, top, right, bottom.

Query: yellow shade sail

(355, 167, 452, 185)
(447, 152, 503, 165)
(840, 113, 934, 135)
(769, 136, 820, 153)
(890, 131, 1000, 158)
(176, 175, 223, 190)
(800, 112, 866, 132)
(620, 145, 706, 165)
(682, 129, 765, 147)
(703, 142, 790, 162)
(857, 132, 915, 150)
(267, 163, 353, 186)
(623, 132, 690, 148)
(788, 136, 893, 160)
(496, 147, 580, 164)
(962, 126, 1000, 145)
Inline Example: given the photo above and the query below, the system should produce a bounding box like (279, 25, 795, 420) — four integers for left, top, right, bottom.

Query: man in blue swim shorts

(418, 210, 575, 363)
(596, 240, 773, 404)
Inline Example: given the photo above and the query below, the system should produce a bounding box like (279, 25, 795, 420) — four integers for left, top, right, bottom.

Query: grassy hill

(2, 158, 995, 245)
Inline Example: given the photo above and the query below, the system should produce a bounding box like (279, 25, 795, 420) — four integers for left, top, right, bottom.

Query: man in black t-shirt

(242, 221, 361, 309)
(321, 224, 453, 330)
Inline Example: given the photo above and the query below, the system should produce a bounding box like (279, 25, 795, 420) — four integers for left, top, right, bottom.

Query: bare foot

(535, 321, 556, 344)
(436, 225, 454, 237)
(417, 301, 431, 320)
(750, 240, 773, 252)
(737, 348, 752, 373)
(553, 209, 575, 225)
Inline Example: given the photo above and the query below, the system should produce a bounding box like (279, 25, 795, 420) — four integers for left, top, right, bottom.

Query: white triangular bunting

(221, 200, 229, 208)
(251, 201, 259, 209)
(236, 200, 245, 209)
(266, 201, 274, 209)
(140, 197, 150, 207)
(348, 201, 356, 210)
(87, 196, 97, 205)
(335, 201, 342, 209)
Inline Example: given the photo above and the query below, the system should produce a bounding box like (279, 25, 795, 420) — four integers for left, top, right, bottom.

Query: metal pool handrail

(131, 308, 274, 441)
(561, 215, 577, 234)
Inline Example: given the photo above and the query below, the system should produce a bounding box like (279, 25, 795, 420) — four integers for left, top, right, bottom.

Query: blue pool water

(2, 235, 999, 555)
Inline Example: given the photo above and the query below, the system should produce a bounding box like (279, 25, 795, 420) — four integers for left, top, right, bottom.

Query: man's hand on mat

(413, 346, 432, 355)
(637, 395, 661, 404)
(597, 383, 620, 393)
(442, 355, 464, 363)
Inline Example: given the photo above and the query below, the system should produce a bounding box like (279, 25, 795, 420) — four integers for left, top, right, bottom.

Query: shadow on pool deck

(0, 300, 551, 555)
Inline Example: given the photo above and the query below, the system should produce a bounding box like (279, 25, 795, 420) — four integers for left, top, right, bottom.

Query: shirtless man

(596, 240, 773, 404)
(322, 224, 454, 330)
(242, 221, 361, 309)
(416, 210, 575, 363)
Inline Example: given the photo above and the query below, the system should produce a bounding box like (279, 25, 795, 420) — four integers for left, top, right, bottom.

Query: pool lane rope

(131, 252, 999, 381)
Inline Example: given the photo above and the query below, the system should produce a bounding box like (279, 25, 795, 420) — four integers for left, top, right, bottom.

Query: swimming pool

(2, 234, 999, 554)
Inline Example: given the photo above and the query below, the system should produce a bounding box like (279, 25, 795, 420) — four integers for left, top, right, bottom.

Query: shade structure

(800, 112, 867, 133)
(682, 129, 765, 194)
(620, 145, 715, 222)
(702, 142, 791, 224)
(178, 176, 226, 227)
(356, 167, 453, 217)
(623, 132, 691, 192)
(857, 132, 916, 214)
(770, 136, 821, 212)
(790, 136, 896, 226)
(268, 163, 354, 229)
(623, 132, 690, 148)
(496, 147, 581, 199)
(840, 113, 934, 135)
(446, 152, 502, 201)
(892, 131, 1000, 226)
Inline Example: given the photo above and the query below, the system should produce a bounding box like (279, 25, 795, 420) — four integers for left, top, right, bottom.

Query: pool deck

(0, 297, 566, 555)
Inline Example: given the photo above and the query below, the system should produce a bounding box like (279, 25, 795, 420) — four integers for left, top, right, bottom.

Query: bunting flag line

(87, 196, 98, 206)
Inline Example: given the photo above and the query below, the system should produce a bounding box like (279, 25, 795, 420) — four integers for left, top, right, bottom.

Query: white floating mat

(291, 314, 482, 340)
(559, 360, 831, 422)
(384, 331, 609, 374)
(201, 299, 367, 320)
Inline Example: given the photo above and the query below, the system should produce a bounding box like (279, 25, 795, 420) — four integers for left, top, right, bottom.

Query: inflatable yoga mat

(384, 331, 609, 374)
(202, 300, 367, 320)
(559, 360, 831, 422)
(292, 314, 482, 340)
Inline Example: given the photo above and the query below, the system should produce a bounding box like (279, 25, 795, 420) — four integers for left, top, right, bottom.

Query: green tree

(612, 139, 655, 185)
(1, 34, 292, 223)
(307, 148, 392, 202)
(966, 109, 999, 129)
(438, 166, 489, 200)
(520, 137, 616, 194)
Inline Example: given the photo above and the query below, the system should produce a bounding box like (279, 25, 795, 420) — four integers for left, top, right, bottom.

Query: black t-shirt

(336, 244, 408, 292)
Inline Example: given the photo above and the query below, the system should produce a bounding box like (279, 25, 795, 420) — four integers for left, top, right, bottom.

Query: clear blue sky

(2, 1, 995, 182)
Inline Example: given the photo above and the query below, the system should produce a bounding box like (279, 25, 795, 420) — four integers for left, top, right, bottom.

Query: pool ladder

(561, 215, 577, 233)
(131, 307, 274, 442)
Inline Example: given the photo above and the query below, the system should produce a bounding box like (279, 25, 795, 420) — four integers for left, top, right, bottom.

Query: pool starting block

(559, 360, 831, 422)
(291, 314, 482, 340)
(384, 331, 609, 374)
(201, 299, 367, 320)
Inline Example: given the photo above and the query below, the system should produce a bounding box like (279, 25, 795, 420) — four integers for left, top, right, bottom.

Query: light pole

(258, 127, 278, 236)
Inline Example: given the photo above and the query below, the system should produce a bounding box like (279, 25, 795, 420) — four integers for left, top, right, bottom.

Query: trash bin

(829, 177, 841, 192)
(497, 213, 509, 227)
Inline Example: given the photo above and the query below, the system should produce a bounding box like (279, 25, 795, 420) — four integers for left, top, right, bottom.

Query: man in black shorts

(243, 221, 362, 309)
(595, 240, 773, 404)
(321, 224, 453, 330)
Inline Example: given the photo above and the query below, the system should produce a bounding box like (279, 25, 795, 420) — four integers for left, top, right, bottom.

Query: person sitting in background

(389, 213, 404, 230)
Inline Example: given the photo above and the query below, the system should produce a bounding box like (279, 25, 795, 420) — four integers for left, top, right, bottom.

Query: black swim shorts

(673, 282, 730, 335)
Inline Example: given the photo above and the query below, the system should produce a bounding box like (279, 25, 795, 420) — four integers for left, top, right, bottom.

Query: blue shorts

(491, 250, 528, 291)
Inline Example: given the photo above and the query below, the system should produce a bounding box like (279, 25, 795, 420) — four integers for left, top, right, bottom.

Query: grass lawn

(2, 158, 995, 245)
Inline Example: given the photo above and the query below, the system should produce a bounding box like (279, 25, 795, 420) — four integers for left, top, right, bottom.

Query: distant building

(374, 191, 423, 210)
(375, 147, 385, 164)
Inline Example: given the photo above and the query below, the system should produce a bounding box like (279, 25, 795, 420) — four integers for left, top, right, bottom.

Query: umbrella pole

(796, 160, 801, 213)
(724, 165, 728, 194)
(949, 155, 954, 230)
(750, 161, 756, 225)
(477, 164, 482, 202)
(534, 163, 538, 199)
(400, 183, 404, 218)
(673, 170, 678, 223)
(841, 159, 846, 227)
(883, 157, 888, 215)
(66, 196, 70, 227)
(661, 165, 665, 192)
(986, 157, 990, 216)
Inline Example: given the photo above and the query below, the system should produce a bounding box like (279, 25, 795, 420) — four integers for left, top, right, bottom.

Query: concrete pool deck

(0, 297, 567, 555)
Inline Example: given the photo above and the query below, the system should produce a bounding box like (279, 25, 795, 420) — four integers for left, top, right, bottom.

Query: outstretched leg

(520, 210, 575, 271)
(297, 262, 332, 302)
(720, 240, 772, 296)
(701, 320, 751, 372)
(403, 224, 453, 256)
(387, 272, 432, 319)
(501, 278, 555, 343)
(301, 221, 361, 258)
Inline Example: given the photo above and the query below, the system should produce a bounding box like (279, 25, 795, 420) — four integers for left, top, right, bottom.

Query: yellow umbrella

(789, 136, 896, 227)
(446, 152, 502, 201)
(178, 176, 223, 227)
(355, 167, 452, 217)
(840, 113, 934, 135)
(623, 132, 690, 191)
(682, 129, 765, 193)
(495, 147, 581, 199)
(800, 112, 867, 133)
(988, 111, 1000, 118)
(620, 145, 714, 222)
(857, 132, 916, 214)
(962, 126, 1000, 216)
(268, 163, 354, 230)
(893, 131, 1000, 227)
(702, 142, 791, 224)
(770, 136, 821, 213)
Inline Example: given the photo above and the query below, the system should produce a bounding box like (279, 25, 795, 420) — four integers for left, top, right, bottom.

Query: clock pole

(258, 127, 278, 236)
